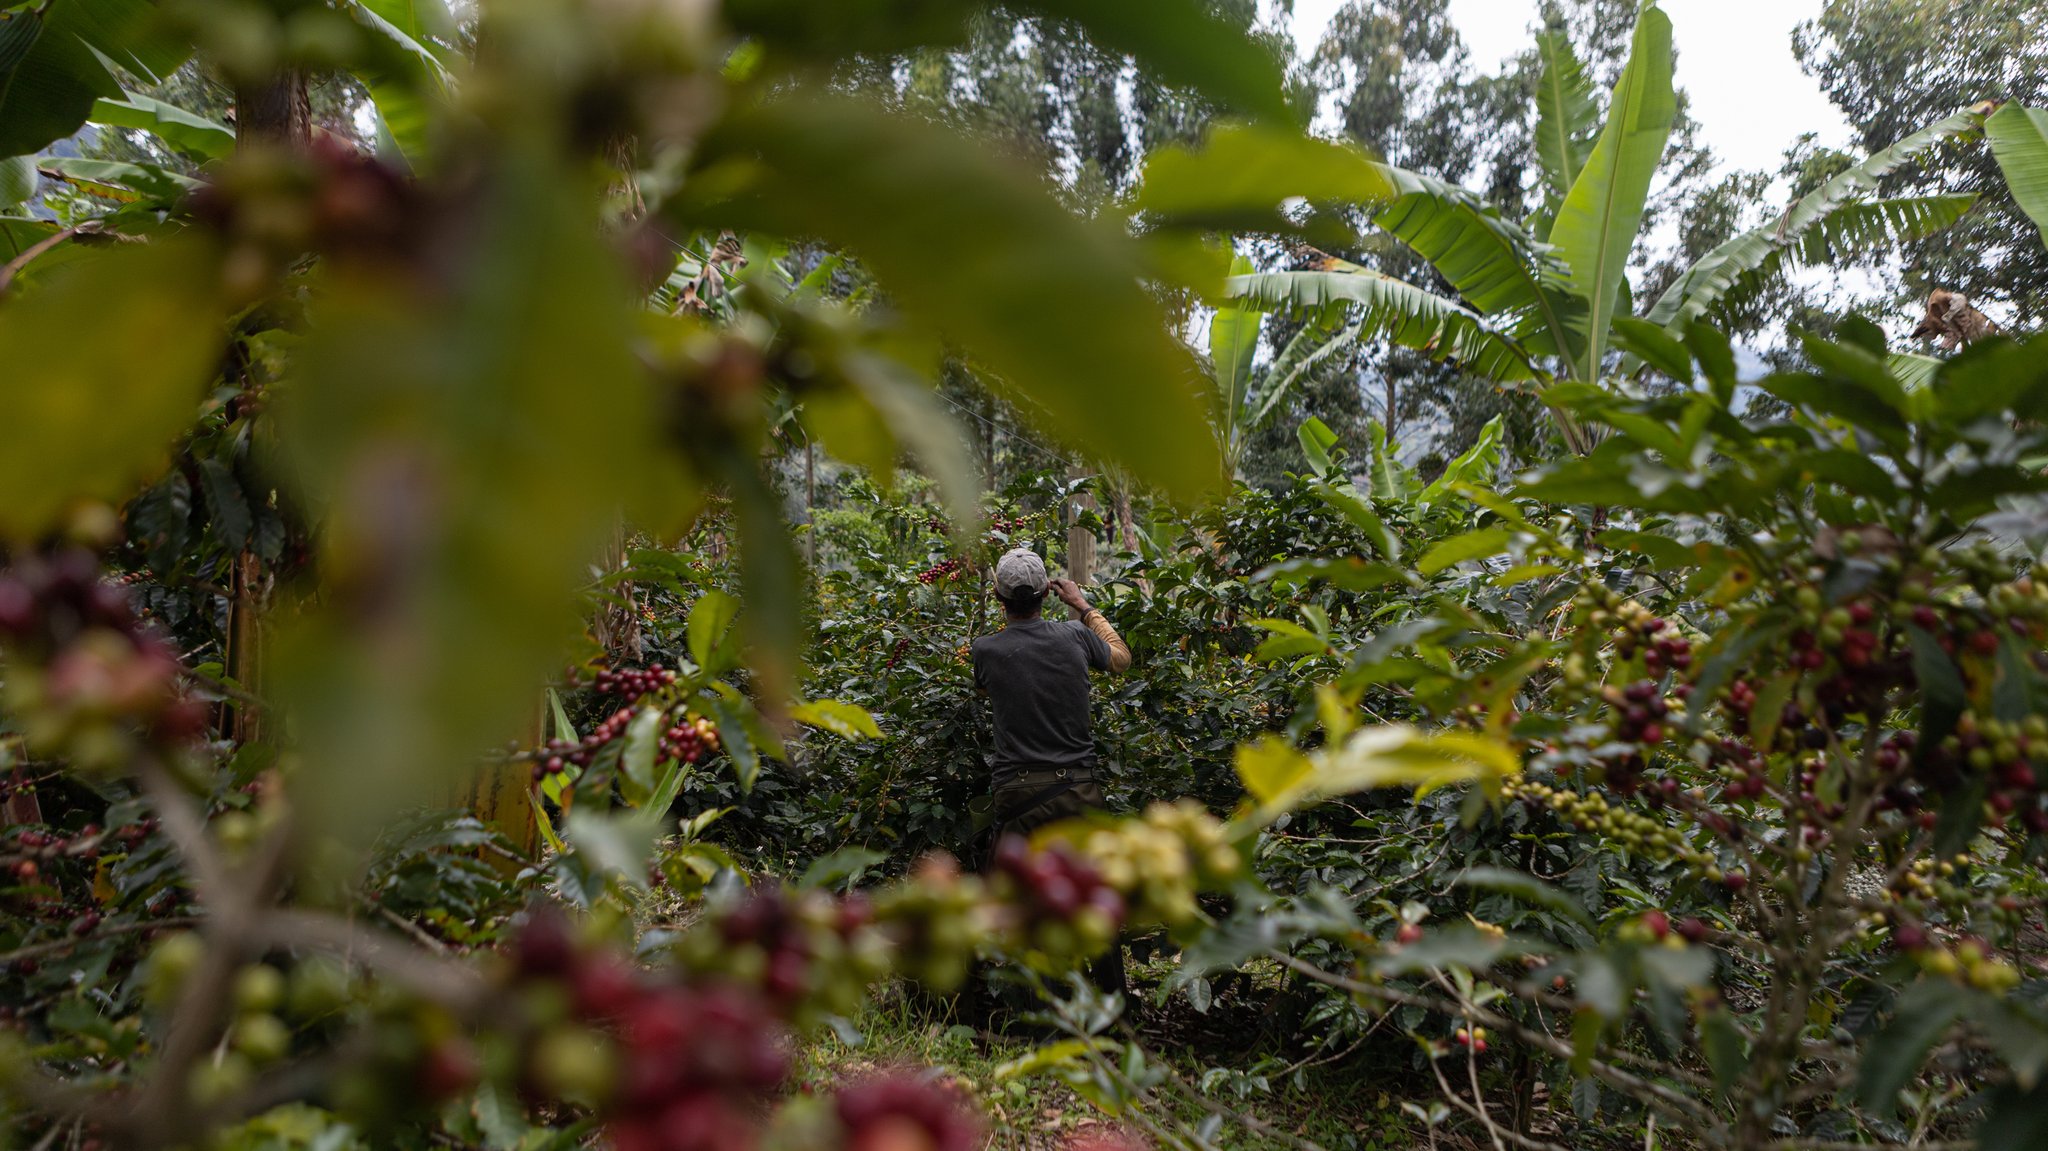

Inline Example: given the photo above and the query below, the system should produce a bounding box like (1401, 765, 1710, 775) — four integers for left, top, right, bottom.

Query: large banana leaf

(1645, 107, 1988, 329)
(1532, 27, 1599, 211)
(673, 96, 1223, 503)
(1548, 3, 1675, 381)
(1246, 322, 1362, 433)
(1212, 254, 1264, 452)
(1371, 164, 1577, 361)
(91, 92, 234, 159)
(1987, 103, 2048, 246)
(0, 0, 193, 157)
(0, 156, 33, 205)
(344, 0, 456, 163)
(1227, 265, 1538, 384)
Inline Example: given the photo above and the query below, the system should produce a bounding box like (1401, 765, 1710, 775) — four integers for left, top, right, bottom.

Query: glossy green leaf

(1418, 526, 1513, 575)
(90, 91, 234, 159)
(1212, 254, 1263, 452)
(1532, 25, 1599, 208)
(1416, 415, 1504, 509)
(38, 155, 198, 202)
(1612, 317, 1692, 382)
(564, 809, 658, 890)
(687, 589, 741, 673)
(0, 154, 34, 205)
(1133, 123, 1391, 233)
(1987, 103, 2048, 246)
(1548, 4, 1674, 380)
(0, 0, 193, 158)
(1296, 415, 1337, 475)
(789, 698, 883, 740)
(1455, 866, 1591, 929)
(1250, 619, 1330, 661)
(345, 0, 453, 162)
(798, 846, 887, 890)
(1307, 481, 1400, 560)
(618, 707, 663, 805)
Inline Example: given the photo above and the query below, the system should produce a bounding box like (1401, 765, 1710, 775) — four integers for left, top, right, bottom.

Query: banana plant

(1210, 254, 1366, 477)
(1225, 2, 1985, 452)
(1988, 102, 2048, 247)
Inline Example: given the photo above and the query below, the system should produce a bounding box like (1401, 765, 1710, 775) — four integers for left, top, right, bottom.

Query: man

(971, 547, 1131, 996)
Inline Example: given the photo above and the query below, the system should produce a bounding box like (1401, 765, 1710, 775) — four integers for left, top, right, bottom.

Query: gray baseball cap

(994, 547, 1049, 599)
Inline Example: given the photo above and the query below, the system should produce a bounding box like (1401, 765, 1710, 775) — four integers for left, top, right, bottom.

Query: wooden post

(1065, 463, 1095, 586)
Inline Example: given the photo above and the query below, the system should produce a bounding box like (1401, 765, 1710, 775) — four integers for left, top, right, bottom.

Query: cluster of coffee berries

(1940, 713, 2048, 833)
(1616, 909, 1693, 950)
(1066, 800, 1239, 927)
(988, 837, 1124, 961)
(1506, 781, 1723, 877)
(660, 715, 721, 765)
(1704, 736, 1769, 800)
(0, 551, 206, 771)
(883, 637, 912, 670)
(872, 854, 985, 992)
(532, 706, 639, 781)
(672, 887, 890, 1019)
(915, 557, 966, 585)
(986, 514, 1030, 535)
(1452, 1026, 1490, 1054)
(834, 1074, 983, 1151)
(1889, 920, 2020, 992)
(509, 911, 791, 1151)
(144, 940, 377, 1106)
(595, 664, 678, 699)
(1602, 680, 1672, 747)
(190, 137, 423, 297)
(1642, 628, 1693, 677)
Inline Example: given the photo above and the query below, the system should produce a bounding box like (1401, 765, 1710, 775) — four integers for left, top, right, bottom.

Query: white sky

(1286, 0, 1856, 177)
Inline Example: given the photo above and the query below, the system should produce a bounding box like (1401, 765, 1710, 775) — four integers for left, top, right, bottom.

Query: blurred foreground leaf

(675, 95, 1223, 504)
(0, 239, 222, 539)
(275, 151, 671, 854)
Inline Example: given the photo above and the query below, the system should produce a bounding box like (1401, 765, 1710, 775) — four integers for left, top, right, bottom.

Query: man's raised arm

(1050, 578, 1132, 673)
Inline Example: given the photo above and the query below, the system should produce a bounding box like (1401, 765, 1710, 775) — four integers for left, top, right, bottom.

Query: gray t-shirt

(971, 618, 1112, 788)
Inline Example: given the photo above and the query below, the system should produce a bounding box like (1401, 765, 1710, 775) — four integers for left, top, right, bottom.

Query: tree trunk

(1065, 464, 1096, 586)
(216, 72, 307, 745)
(235, 73, 312, 149)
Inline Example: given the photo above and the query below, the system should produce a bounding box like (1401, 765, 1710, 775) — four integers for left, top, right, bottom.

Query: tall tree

(1795, 0, 2048, 324)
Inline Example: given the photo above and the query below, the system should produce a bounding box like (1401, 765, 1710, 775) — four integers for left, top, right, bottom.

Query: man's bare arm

(1049, 578, 1132, 673)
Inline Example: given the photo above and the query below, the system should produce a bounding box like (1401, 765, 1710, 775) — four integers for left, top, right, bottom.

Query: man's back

(971, 618, 1111, 787)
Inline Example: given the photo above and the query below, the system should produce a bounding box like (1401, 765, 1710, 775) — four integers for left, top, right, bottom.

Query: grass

(793, 955, 1436, 1151)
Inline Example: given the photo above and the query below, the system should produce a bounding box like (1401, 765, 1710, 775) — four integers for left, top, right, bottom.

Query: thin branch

(0, 224, 85, 299)
(0, 917, 200, 967)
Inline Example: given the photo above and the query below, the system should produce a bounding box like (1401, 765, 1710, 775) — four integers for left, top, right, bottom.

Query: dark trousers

(985, 768, 1127, 1001)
